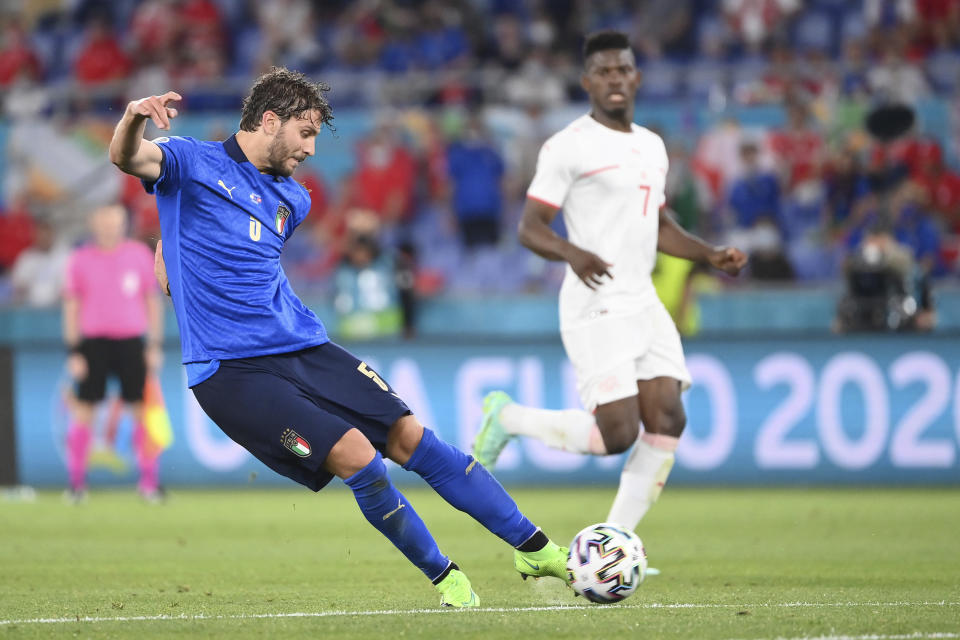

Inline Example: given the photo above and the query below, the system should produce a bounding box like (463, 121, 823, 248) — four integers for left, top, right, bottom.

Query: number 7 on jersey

(637, 184, 651, 217)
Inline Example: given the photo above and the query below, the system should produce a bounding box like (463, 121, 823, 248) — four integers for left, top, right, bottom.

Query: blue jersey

(144, 134, 328, 386)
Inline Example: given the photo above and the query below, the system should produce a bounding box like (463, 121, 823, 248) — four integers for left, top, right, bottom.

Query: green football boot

(472, 391, 515, 469)
(436, 569, 479, 608)
(515, 541, 570, 583)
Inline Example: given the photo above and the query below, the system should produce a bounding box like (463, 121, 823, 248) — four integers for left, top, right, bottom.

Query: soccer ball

(567, 522, 647, 604)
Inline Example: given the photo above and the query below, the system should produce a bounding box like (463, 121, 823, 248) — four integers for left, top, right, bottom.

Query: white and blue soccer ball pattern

(566, 522, 647, 603)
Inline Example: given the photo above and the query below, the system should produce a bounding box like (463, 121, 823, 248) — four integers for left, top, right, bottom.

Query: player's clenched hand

(154, 239, 170, 296)
(567, 246, 613, 290)
(129, 91, 182, 130)
(707, 246, 748, 275)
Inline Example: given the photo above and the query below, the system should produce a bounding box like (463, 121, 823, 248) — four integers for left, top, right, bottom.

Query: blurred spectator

(889, 182, 942, 277)
(414, 0, 469, 71)
(178, 0, 225, 53)
(824, 147, 872, 235)
(0, 17, 41, 87)
(630, 0, 693, 58)
(0, 199, 35, 274)
(10, 217, 70, 307)
(333, 211, 403, 340)
(914, 147, 960, 232)
(838, 39, 871, 97)
(349, 122, 417, 226)
(829, 40, 872, 148)
(728, 140, 781, 229)
(726, 140, 793, 280)
(255, 0, 325, 72)
(767, 100, 825, 190)
(867, 42, 931, 104)
(875, 133, 943, 181)
(694, 117, 764, 209)
(735, 41, 798, 105)
(665, 141, 706, 235)
(128, 0, 178, 66)
(863, 0, 916, 30)
(503, 47, 566, 110)
(445, 113, 505, 248)
(723, 0, 800, 51)
(72, 15, 132, 85)
(483, 13, 526, 71)
(332, 2, 386, 69)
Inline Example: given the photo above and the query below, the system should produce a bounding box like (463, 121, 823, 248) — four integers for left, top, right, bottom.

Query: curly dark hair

(582, 30, 632, 64)
(239, 67, 334, 132)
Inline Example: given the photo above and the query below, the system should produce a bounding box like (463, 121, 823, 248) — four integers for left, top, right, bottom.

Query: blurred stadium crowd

(1, 0, 960, 330)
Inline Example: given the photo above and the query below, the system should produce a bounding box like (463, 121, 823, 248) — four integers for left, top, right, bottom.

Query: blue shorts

(192, 342, 410, 491)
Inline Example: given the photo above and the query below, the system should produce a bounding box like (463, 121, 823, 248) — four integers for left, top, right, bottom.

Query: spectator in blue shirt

(445, 114, 505, 248)
(728, 140, 781, 229)
(725, 140, 792, 280)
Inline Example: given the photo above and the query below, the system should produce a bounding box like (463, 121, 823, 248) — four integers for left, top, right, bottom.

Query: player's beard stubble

(266, 133, 305, 177)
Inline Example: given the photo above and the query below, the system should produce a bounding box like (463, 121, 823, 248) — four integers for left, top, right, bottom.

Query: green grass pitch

(1, 486, 958, 639)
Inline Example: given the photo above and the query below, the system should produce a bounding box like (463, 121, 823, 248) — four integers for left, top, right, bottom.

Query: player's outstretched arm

(108, 92, 182, 182)
(519, 197, 612, 290)
(657, 208, 747, 276)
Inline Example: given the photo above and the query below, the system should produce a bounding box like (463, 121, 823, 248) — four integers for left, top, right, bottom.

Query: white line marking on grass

(1, 601, 957, 626)
(735, 633, 960, 640)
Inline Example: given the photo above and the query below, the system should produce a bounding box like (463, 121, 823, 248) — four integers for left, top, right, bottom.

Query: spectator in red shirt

(73, 16, 133, 85)
(178, 0, 225, 55)
(767, 101, 824, 191)
(128, 0, 179, 64)
(0, 18, 41, 88)
(349, 124, 416, 225)
(0, 198, 36, 274)
(915, 151, 960, 232)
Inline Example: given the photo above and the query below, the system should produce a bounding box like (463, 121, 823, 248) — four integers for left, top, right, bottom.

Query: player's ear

(262, 110, 280, 135)
(579, 72, 590, 94)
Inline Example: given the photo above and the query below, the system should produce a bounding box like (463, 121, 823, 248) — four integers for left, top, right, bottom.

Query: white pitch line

(733, 633, 960, 640)
(1, 601, 957, 626)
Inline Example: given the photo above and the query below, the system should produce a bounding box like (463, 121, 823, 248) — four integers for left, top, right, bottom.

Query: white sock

(606, 433, 679, 530)
(499, 403, 607, 455)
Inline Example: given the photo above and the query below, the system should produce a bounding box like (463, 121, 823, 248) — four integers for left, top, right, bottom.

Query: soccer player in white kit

(473, 31, 747, 539)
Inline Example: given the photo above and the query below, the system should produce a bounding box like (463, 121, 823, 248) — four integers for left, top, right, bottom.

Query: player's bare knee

(385, 414, 424, 465)
(597, 418, 639, 454)
(325, 429, 377, 479)
(646, 403, 686, 438)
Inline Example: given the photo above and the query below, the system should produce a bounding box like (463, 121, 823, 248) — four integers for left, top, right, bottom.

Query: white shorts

(560, 302, 692, 411)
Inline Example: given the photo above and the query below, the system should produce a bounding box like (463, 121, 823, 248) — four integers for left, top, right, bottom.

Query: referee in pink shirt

(63, 204, 164, 502)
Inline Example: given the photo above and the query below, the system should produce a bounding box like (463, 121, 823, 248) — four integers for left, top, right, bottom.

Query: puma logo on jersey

(218, 179, 237, 199)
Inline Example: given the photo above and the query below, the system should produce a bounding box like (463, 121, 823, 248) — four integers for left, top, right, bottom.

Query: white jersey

(527, 113, 668, 329)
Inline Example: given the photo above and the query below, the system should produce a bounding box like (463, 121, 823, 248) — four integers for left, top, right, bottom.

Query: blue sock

(344, 452, 451, 582)
(402, 428, 538, 548)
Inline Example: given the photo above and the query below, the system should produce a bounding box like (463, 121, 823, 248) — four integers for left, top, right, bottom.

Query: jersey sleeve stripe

(526, 194, 562, 209)
(577, 164, 620, 179)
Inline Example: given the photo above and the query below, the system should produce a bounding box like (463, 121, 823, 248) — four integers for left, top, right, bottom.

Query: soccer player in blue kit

(108, 68, 568, 607)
